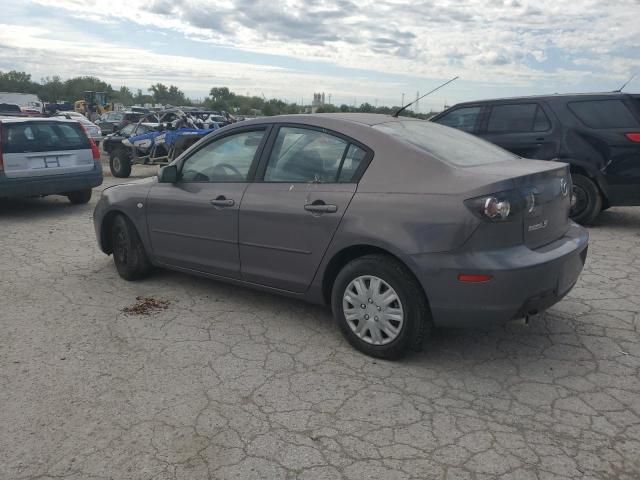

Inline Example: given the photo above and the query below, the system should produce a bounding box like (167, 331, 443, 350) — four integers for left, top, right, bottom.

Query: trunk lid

(1, 120, 94, 179)
(467, 159, 571, 249)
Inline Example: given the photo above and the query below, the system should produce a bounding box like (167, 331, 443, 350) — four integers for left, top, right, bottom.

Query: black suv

(431, 93, 640, 223)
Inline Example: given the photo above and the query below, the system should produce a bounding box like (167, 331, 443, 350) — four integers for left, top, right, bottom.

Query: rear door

(479, 102, 558, 159)
(1, 120, 93, 178)
(239, 125, 370, 293)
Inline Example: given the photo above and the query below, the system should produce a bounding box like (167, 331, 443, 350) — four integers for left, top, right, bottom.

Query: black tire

(110, 214, 151, 280)
(67, 189, 92, 204)
(110, 149, 132, 178)
(331, 254, 431, 360)
(570, 173, 602, 224)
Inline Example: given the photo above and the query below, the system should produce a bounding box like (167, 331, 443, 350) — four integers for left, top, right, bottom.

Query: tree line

(0, 70, 431, 118)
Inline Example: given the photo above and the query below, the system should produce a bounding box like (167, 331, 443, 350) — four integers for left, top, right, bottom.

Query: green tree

(0, 70, 39, 93)
(38, 76, 64, 102)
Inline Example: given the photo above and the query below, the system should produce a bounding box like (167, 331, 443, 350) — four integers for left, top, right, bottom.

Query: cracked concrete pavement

(1, 166, 639, 479)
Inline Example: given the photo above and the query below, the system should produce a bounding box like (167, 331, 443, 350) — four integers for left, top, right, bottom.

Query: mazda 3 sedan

(94, 114, 588, 359)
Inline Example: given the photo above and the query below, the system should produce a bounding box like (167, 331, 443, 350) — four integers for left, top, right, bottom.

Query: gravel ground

(1, 170, 639, 480)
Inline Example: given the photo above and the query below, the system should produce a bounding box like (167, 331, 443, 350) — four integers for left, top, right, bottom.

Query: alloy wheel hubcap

(342, 275, 404, 345)
(113, 157, 121, 172)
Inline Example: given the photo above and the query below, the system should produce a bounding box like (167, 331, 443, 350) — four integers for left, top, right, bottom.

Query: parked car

(0, 103, 26, 117)
(52, 112, 103, 146)
(94, 114, 588, 359)
(0, 117, 102, 203)
(431, 92, 640, 223)
(95, 111, 143, 134)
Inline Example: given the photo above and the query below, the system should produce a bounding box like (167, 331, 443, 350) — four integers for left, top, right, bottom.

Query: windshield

(374, 120, 517, 167)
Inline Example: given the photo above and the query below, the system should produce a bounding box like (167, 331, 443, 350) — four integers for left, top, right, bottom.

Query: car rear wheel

(67, 189, 92, 204)
(110, 150, 132, 178)
(111, 214, 151, 280)
(331, 254, 431, 359)
(570, 174, 602, 224)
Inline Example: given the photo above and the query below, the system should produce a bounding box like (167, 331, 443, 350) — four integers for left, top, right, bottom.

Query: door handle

(304, 202, 338, 213)
(210, 196, 235, 207)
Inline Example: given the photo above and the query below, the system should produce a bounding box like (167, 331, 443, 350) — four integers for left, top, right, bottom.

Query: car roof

(242, 113, 420, 128)
(0, 116, 79, 124)
(447, 91, 637, 108)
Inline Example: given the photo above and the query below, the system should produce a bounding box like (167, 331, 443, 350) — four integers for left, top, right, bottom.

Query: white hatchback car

(0, 117, 103, 203)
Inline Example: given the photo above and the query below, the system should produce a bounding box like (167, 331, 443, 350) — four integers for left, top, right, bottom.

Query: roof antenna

(393, 76, 459, 118)
(615, 72, 636, 92)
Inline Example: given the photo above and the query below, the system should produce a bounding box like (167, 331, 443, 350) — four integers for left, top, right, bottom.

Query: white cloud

(23, 0, 640, 83)
(1, 0, 639, 107)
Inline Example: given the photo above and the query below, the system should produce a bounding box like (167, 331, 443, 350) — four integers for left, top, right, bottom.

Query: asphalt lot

(1, 166, 639, 480)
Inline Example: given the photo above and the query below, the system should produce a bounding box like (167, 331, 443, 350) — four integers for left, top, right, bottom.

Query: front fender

(93, 178, 156, 254)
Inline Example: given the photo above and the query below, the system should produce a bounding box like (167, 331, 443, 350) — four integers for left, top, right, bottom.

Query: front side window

(180, 130, 265, 182)
(434, 106, 481, 132)
(487, 103, 550, 133)
(264, 127, 353, 183)
(568, 99, 639, 129)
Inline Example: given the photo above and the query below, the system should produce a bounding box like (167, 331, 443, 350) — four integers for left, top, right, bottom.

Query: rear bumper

(412, 222, 589, 328)
(0, 161, 103, 198)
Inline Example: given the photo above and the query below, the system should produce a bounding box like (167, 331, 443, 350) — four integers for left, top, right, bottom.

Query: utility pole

(401, 92, 405, 106)
(328, 94, 332, 105)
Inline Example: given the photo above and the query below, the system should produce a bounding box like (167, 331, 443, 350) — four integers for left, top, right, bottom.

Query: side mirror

(158, 164, 178, 183)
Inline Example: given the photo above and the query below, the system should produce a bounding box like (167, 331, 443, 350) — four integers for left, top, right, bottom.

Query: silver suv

(0, 117, 103, 203)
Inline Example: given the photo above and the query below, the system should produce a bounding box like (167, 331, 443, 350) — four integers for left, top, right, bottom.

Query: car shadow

(588, 206, 640, 230)
(0, 195, 93, 219)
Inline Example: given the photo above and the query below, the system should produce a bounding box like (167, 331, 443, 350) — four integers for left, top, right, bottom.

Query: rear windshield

(374, 120, 517, 166)
(2, 121, 89, 153)
(568, 99, 639, 129)
(0, 103, 22, 113)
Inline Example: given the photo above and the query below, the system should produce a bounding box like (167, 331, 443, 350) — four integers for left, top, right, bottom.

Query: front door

(239, 126, 369, 292)
(147, 128, 268, 278)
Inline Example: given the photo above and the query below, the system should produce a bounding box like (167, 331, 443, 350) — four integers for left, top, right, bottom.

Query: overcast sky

(1, 0, 639, 110)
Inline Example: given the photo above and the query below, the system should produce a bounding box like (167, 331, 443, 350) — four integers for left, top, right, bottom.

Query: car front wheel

(331, 254, 431, 359)
(111, 214, 151, 280)
(110, 150, 132, 178)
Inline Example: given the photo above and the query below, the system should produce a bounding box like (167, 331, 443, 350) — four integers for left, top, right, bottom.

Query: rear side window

(264, 127, 359, 183)
(2, 121, 89, 153)
(375, 121, 517, 167)
(125, 113, 142, 122)
(434, 106, 481, 132)
(568, 100, 639, 129)
(487, 103, 550, 133)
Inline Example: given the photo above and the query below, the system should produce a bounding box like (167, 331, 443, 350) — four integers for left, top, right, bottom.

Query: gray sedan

(93, 113, 588, 359)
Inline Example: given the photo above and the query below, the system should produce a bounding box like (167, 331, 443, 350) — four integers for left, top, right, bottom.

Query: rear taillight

(465, 190, 523, 222)
(625, 133, 640, 143)
(79, 123, 101, 160)
(90, 139, 101, 160)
